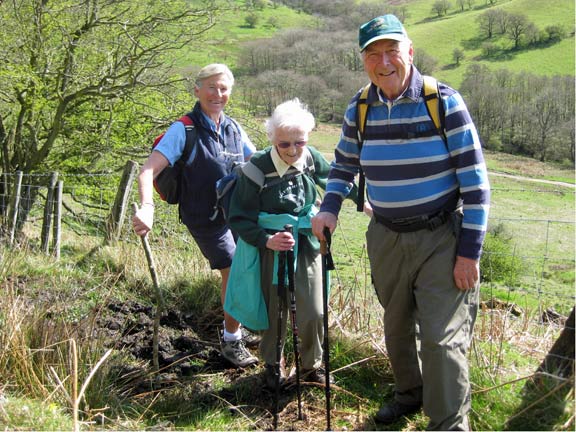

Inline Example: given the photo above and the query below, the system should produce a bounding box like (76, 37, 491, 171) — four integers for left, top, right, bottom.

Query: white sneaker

(220, 339, 258, 368)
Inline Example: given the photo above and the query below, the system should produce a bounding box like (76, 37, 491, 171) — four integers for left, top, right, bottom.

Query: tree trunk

(537, 307, 575, 380)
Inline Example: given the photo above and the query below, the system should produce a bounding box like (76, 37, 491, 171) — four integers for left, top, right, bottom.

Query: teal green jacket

(224, 209, 318, 330)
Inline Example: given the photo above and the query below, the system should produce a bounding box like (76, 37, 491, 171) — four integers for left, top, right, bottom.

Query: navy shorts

(186, 223, 236, 270)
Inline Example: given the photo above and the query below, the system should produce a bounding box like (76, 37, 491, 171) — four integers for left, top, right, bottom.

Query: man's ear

(408, 44, 414, 63)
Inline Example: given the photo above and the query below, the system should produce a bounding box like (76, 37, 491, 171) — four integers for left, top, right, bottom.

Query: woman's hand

(266, 231, 295, 251)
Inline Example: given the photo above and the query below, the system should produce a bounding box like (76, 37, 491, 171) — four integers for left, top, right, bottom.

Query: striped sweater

(320, 67, 490, 260)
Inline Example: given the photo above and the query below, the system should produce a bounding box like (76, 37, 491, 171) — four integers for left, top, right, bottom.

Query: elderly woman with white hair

(225, 98, 352, 389)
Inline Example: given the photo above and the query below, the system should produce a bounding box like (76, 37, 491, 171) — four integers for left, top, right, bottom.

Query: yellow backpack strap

(355, 83, 371, 213)
(356, 83, 371, 140)
(422, 75, 447, 144)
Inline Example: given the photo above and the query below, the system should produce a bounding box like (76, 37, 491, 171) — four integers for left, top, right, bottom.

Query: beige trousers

(258, 238, 324, 370)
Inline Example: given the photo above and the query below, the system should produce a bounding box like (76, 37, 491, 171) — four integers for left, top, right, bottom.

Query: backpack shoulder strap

(356, 83, 371, 146)
(241, 161, 266, 190)
(178, 114, 196, 163)
(355, 84, 371, 213)
(422, 76, 447, 144)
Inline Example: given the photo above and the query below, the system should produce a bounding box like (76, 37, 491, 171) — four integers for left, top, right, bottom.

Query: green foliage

(0, 0, 214, 176)
(480, 222, 523, 285)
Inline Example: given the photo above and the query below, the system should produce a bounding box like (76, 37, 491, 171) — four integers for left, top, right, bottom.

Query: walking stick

(320, 226, 335, 431)
(274, 241, 287, 430)
(132, 203, 164, 372)
(284, 224, 303, 420)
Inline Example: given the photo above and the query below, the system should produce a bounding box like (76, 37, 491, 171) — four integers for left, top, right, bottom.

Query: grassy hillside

(179, 0, 574, 90)
(175, 2, 315, 72)
(402, 0, 575, 88)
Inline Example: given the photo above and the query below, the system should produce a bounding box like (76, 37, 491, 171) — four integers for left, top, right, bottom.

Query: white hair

(195, 63, 235, 88)
(265, 98, 315, 141)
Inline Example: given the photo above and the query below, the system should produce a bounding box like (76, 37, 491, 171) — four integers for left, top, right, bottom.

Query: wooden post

(52, 180, 63, 259)
(105, 160, 139, 244)
(41, 172, 58, 254)
(8, 171, 23, 246)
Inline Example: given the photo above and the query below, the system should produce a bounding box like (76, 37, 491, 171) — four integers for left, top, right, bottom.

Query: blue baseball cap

(359, 15, 409, 51)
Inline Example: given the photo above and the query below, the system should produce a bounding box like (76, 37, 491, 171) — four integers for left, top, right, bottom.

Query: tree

(0, 0, 218, 226)
(413, 50, 438, 76)
(545, 25, 566, 42)
(495, 9, 511, 35)
(431, 0, 451, 17)
(452, 48, 465, 66)
(477, 9, 499, 39)
(506, 13, 530, 49)
(0, 0, 219, 173)
(245, 12, 259, 28)
(481, 41, 499, 58)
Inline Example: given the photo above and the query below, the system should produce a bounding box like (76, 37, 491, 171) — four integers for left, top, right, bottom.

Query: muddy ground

(93, 299, 349, 430)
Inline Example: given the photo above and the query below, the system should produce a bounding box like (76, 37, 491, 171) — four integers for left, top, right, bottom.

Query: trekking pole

(284, 224, 303, 421)
(320, 226, 335, 431)
(132, 203, 164, 373)
(274, 243, 287, 430)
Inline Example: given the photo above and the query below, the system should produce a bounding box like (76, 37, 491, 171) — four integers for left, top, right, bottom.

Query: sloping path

(490, 171, 575, 188)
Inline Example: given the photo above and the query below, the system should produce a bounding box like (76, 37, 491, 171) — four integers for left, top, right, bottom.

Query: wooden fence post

(53, 180, 63, 259)
(41, 172, 58, 255)
(8, 171, 23, 246)
(105, 160, 139, 244)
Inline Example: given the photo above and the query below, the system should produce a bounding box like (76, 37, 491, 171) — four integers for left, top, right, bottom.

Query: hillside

(181, 0, 575, 90)
(404, 0, 575, 87)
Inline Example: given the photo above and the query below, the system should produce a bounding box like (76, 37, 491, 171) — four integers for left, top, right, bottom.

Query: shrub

(480, 222, 523, 285)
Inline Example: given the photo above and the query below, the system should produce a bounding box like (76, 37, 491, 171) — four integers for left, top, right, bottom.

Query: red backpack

(152, 114, 196, 204)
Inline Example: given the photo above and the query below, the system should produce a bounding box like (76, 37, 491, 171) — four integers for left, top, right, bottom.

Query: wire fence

(0, 168, 574, 398)
(1, 169, 574, 304)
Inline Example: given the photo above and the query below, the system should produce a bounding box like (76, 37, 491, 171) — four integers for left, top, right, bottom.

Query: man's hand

(453, 255, 480, 291)
(311, 211, 338, 241)
(133, 203, 154, 237)
(363, 201, 373, 218)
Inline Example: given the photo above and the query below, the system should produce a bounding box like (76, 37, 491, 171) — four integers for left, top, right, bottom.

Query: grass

(485, 150, 575, 184)
(403, 0, 575, 88)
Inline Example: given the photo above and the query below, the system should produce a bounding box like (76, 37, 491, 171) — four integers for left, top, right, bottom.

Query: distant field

(404, 0, 575, 88)
(174, 3, 315, 70)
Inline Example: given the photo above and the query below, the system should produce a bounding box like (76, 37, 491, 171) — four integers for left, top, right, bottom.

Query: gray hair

(195, 64, 235, 88)
(265, 98, 315, 141)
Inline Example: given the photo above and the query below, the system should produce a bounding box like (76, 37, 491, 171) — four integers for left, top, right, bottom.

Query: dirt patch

(91, 299, 356, 430)
(95, 300, 227, 378)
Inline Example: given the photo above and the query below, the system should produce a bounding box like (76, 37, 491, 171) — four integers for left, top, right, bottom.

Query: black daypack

(152, 114, 196, 204)
(210, 150, 316, 223)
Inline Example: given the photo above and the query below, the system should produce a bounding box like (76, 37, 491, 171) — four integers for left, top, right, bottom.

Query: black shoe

(374, 400, 422, 424)
(301, 367, 335, 385)
(264, 363, 286, 390)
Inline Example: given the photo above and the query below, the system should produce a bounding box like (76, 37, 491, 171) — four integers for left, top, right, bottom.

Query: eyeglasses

(277, 140, 307, 149)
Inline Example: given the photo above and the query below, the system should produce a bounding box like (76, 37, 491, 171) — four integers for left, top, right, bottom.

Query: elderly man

(133, 64, 259, 368)
(312, 15, 490, 431)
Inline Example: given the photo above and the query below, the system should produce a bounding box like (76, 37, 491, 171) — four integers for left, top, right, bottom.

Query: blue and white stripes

(321, 67, 490, 259)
